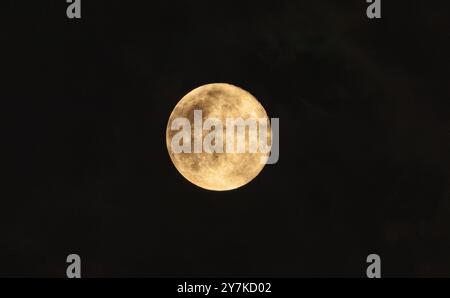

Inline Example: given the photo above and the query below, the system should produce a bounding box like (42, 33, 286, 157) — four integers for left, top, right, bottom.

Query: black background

(3, 0, 450, 277)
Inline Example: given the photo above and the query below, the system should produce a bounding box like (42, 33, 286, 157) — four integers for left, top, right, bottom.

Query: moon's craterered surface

(166, 83, 271, 191)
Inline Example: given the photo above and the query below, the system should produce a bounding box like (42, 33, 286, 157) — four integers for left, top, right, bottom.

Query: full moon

(166, 83, 271, 191)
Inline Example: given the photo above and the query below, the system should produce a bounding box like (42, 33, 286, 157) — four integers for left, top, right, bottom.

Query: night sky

(3, 0, 450, 277)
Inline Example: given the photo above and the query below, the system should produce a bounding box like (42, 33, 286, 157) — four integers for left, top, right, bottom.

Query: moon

(166, 83, 271, 191)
